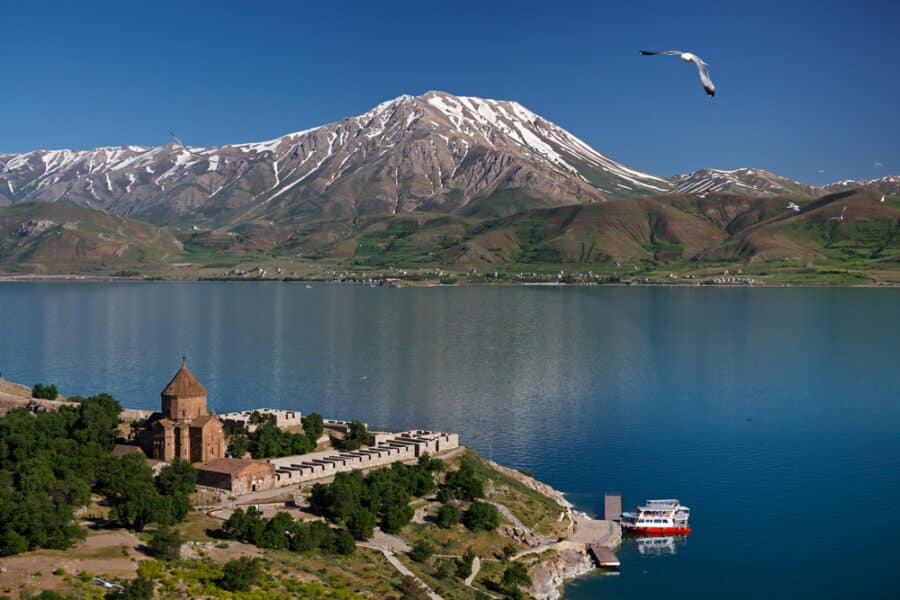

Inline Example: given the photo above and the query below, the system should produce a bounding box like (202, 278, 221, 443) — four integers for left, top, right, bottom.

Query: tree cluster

(433, 456, 500, 532)
(96, 455, 197, 532)
(221, 506, 355, 556)
(310, 460, 436, 539)
(437, 456, 484, 502)
(30, 383, 58, 400)
(227, 411, 325, 459)
(0, 394, 121, 555)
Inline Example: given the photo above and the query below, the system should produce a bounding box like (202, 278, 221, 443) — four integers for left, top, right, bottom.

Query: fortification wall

(221, 408, 303, 432)
(270, 431, 459, 486)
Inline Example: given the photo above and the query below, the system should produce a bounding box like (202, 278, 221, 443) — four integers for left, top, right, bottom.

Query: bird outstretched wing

(692, 58, 716, 96)
(640, 50, 683, 56)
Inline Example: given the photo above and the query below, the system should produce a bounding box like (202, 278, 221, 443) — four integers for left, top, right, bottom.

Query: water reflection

(632, 535, 688, 556)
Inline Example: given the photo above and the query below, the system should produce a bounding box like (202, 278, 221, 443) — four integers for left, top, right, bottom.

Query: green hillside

(0, 203, 183, 275)
(2, 192, 898, 285)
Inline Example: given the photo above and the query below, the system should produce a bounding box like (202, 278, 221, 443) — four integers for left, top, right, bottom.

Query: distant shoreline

(0, 274, 896, 289)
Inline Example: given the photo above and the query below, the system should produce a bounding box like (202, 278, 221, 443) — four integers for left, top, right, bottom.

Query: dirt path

(463, 555, 481, 586)
(370, 547, 443, 600)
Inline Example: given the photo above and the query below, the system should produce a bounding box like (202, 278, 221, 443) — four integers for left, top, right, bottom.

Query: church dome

(162, 361, 208, 398)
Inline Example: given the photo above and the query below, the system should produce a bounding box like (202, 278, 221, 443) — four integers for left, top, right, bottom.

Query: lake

(1, 282, 899, 598)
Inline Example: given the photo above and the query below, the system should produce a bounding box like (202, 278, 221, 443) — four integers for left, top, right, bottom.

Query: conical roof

(162, 361, 207, 398)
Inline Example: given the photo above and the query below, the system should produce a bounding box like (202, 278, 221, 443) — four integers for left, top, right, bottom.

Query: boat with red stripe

(621, 499, 692, 535)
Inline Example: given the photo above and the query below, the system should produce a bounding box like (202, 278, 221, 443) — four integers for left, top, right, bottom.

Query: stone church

(142, 360, 226, 463)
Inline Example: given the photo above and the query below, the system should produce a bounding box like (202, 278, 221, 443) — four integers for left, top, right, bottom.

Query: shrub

(501, 543, 517, 559)
(463, 501, 500, 531)
(302, 413, 324, 444)
(136, 560, 165, 580)
(148, 527, 182, 561)
(435, 559, 455, 580)
(409, 540, 434, 563)
(436, 503, 461, 529)
(334, 528, 356, 556)
(501, 561, 532, 592)
(399, 575, 430, 600)
(116, 577, 155, 600)
(455, 547, 475, 579)
(417, 453, 445, 473)
(219, 557, 262, 592)
(31, 383, 58, 400)
(344, 420, 368, 451)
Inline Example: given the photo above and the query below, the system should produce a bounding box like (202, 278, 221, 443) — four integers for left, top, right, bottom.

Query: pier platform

(589, 545, 620, 569)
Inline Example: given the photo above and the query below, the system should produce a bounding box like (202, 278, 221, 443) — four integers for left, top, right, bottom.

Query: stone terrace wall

(270, 431, 459, 486)
(220, 408, 303, 432)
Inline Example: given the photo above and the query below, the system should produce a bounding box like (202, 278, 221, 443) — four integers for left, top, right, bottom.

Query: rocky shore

(484, 458, 622, 600)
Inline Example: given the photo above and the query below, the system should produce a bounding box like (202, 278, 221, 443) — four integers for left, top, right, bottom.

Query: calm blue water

(2, 282, 899, 598)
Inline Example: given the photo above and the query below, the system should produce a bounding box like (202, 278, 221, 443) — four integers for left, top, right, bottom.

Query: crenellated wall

(269, 431, 459, 486)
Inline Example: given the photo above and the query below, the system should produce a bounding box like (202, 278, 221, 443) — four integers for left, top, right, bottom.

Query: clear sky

(2, 0, 898, 184)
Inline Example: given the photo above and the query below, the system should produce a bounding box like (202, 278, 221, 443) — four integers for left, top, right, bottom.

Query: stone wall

(196, 461, 277, 494)
(220, 408, 303, 433)
(270, 431, 459, 486)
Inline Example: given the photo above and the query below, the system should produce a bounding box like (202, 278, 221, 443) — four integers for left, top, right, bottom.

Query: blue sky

(2, 0, 898, 184)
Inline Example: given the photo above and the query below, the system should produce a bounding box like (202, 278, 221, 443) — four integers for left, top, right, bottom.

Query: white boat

(621, 499, 691, 535)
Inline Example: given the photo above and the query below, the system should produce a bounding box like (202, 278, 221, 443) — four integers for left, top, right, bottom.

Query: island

(0, 364, 620, 599)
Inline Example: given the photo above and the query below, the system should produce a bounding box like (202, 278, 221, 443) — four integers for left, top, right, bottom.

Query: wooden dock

(589, 545, 620, 569)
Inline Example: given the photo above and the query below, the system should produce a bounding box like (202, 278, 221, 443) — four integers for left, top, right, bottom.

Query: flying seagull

(640, 50, 716, 96)
(830, 206, 847, 222)
(881, 194, 886, 203)
(787, 201, 801, 212)
(169, 131, 206, 158)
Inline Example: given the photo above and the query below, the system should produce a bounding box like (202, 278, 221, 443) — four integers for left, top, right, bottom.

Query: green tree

(114, 577, 154, 600)
(501, 561, 532, 593)
(440, 459, 484, 501)
(409, 540, 433, 563)
(221, 507, 265, 544)
(155, 459, 196, 497)
(147, 527, 182, 561)
(436, 503, 461, 529)
(381, 503, 414, 534)
(302, 412, 324, 445)
(344, 420, 368, 451)
(31, 384, 58, 400)
(227, 434, 249, 458)
(346, 507, 376, 540)
(418, 453, 445, 472)
(463, 501, 500, 531)
(98, 454, 169, 531)
(256, 511, 293, 550)
(334, 528, 356, 556)
(72, 394, 122, 449)
(219, 557, 262, 592)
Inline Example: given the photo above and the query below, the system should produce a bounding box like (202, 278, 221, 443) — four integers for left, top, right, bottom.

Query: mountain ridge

(0, 91, 670, 227)
(0, 91, 895, 230)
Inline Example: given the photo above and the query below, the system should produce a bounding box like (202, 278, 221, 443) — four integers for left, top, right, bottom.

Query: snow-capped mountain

(823, 175, 900, 195)
(0, 91, 671, 226)
(669, 168, 819, 198)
